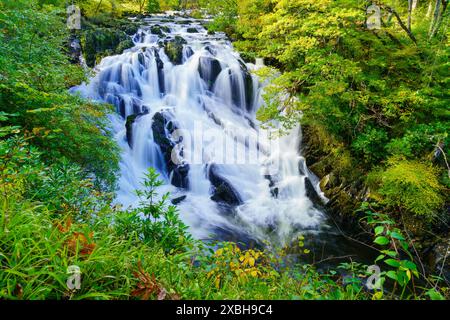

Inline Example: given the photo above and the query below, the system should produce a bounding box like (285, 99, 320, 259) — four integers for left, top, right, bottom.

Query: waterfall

(72, 15, 327, 245)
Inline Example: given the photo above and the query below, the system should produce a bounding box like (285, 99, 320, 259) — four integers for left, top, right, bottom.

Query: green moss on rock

(163, 36, 187, 65)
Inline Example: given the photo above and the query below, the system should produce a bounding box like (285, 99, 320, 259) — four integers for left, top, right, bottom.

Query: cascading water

(72, 14, 331, 247)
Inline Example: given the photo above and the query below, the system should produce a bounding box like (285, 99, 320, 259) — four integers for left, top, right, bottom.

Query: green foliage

(0, 0, 120, 191)
(147, 0, 161, 13)
(115, 168, 192, 253)
(376, 159, 445, 220)
(228, 0, 449, 228)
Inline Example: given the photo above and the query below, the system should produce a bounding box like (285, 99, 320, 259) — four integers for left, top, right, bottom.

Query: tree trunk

(408, 0, 413, 31)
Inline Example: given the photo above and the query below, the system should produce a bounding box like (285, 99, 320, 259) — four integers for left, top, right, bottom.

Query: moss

(163, 36, 187, 65)
(115, 39, 134, 54)
(82, 26, 133, 67)
(80, 15, 140, 67)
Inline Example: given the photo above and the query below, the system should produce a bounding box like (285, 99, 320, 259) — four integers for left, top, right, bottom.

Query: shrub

(378, 159, 444, 220)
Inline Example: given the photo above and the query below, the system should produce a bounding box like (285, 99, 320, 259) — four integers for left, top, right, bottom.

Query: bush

(115, 168, 192, 253)
(378, 159, 445, 220)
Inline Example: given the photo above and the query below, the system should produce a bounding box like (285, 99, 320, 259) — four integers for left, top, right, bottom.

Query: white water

(72, 15, 327, 245)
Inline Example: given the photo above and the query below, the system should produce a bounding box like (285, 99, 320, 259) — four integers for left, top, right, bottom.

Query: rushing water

(72, 15, 375, 263)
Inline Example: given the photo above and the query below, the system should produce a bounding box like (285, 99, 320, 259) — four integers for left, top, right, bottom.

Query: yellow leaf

(250, 270, 259, 277)
(372, 291, 383, 300)
(215, 276, 221, 289)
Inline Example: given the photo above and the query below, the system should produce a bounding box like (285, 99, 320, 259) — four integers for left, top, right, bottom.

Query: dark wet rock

(213, 225, 260, 248)
(138, 52, 145, 66)
(171, 164, 190, 188)
(305, 177, 323, 208)
(125, 108, 149, 148)
(171, 195, 187, 205)
(207, 111, 223, 127)
(230, 65, 254, 112)
(152, 111, 189, 189)
(198, 56, 222, 90)
(125, 114, 138, 148)
(208, 164, 243, 206)
(264, 174, 279, 198)
(151, 47, 165, 94)
(205, 45, 217, 56)
(187, 27, 198, 33)
(298, 159, 306, 176)
(152, 111, 174, 164)
(163, 36, 187, 65)
(184, 46, 194, 60)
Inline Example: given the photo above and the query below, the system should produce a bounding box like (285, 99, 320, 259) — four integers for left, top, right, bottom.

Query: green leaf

(384, 259, 400, 268)
(375, 254, 385, 262)
(374, 226, 384, 235)
(390, 232, 405, 241)
(401, 260, 417, 271)
(374, 236, 389, 246)
(381, 250, 397, 257)
(386, 271, 397, 281)
(426, 289, 444, 300)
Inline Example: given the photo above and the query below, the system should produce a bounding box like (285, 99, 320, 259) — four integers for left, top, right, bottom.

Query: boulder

(171, 195, 187, 205)
(198, 56, 222, 90)
(186, 27, 198, 33)
(208, 164, 243, 206)
(115, 38, 134, 54)
(171, 164, 190, 188)
(163, 36, 187, 65)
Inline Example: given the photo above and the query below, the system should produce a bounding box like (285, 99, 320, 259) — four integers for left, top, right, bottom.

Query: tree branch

(380, 5, 417, 44)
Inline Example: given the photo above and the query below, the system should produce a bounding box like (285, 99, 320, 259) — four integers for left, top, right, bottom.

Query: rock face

(151, 111, 189, 188)
(208, 164, 243, 206)
(198, 56, 222, 90)
(163, 36, 187, 65)
(301, 124, 368, 231)
(304, 177, 323, 209)
(68, 36, 82, 64)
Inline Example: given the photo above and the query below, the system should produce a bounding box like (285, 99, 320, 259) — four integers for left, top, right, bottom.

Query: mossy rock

(82, 26, 135, 67)
(123, 23, 139, 35)
(115, 39, 134, 54)
(150, 25, 164, 36)
(163, 36, 187, 65)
